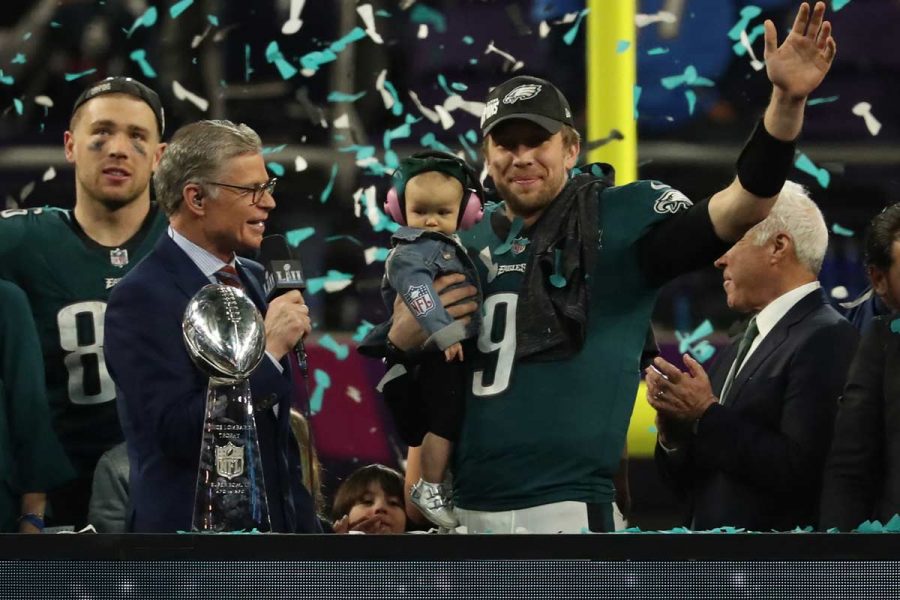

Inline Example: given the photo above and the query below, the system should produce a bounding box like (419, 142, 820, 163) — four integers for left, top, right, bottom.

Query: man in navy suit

(647, 181, 858, 531)
(104, 120, 320, 533)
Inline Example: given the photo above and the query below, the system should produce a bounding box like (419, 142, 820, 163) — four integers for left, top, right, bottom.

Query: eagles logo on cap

(503, 84, 542, 104)
(480, 75, 574, 136)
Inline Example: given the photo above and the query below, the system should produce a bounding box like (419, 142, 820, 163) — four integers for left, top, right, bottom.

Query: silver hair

(748, 180, 829, 275)
(153, 120, 262, 215)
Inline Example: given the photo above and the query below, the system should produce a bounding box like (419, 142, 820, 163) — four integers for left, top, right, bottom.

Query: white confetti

(19, 181, 35, 202)
(408, 91, 440, 123)
(42, 166, 56, 182)
(172, 81, 209, 111)
(357, 4, 383, 44)
(34, 95, 54, 108)
(443, 94, 485, 118)
(324, 279, 353, 293)
(852, 102, 882, 136)
(635, 11, 677, 28)
(355, 185, 377, 221)
(556, 11, 580, 25)
(347, 386, 362, 403)
(739, 29, 765, 72)
(364, 246, 382, 264)
(435, 105, 455, 130)
(368, 427, 378, 434)
(539, 21, 550, 38)
(191, 24, 212, 48)
(375, 69, 395, 112)
(281, 0, 305, 35)
(332, 113, 350, 129)
(830, 286, 849, 300)
(294, 155, 308, 172)
(417, 24, 428, 39)
(485, 41, 524, 71)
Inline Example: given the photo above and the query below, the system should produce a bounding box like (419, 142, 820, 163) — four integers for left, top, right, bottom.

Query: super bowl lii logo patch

(511, 237, 530, 255)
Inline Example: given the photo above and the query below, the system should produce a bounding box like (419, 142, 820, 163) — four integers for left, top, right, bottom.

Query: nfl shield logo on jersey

(405, 284, 436, 317)
(109, 248, 129, 268)
(216, 442, 245, 480)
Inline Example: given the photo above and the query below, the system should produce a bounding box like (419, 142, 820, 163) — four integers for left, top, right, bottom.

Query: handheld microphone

(259, 235, 309, 377)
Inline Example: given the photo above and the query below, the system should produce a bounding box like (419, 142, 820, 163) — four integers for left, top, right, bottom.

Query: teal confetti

(410, 5, 447, 33)
(266, 162, 285, 176)
(327, 90, 367, 103)
(648, 425, 658, 434)
(286, 227, 315, 246)
(450, 82, 468, 91)
(369, 247, 390, 262)
(661, 65, 715, 90)
(563, 8, 589, 46)
(385, 120, 413, 144)
(325, 235, 362, 246)
(265, 41, 297, 80)
(469, 58, 478, 65)
(616, 40, 630, 54)
(351, 321, 375, 343)
(885, 514, 900, 531)
(299, 28, 367, 74)
(22, 32, 32, 41)
(831, 223, 854, 237)
(129, 49, 157, 78)
(13, 98, 23, 115)
(462, 35, 474, 45)
(307, 270, 354, 294)
(891, 319, 900, 334)
(244, 44, 253, 82)
(50, 21, 61, 28)
(262, 144, 287, 155)
(833, 0, 851, 10)
(207, 14, 219, 26)
(464, 129, 477, 144)
(320, 164, 338, 203)
(807, 95, 839, 106)
(11, 53, 26, 64)
(64, 68, 97, 82)
(126, 6, 158, 38)
(732, 23, 765, 57)
(384, 149, 399, 170)
(458, 133, 478, 162)
(646, 47, 669, 56)
(318, 334, 349, 360)
(169, 0, 194, 18)
(634, 85, 642, 119)
(376, 9, 391, 17)
(382, 79, 403, 116)
(338, 144, 376, 160)
(727, 6, 762, 41)
(794, 152, 830, 188)
(420, 132, 453, 154)
(437, 74, 454, 97)
(684, 89, 697, 115)
(676, 320, 714, 353)
(309, 369, 331, 415)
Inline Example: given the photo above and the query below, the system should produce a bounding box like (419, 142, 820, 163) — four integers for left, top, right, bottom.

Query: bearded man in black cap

(0, 77, 167, 529)
(388, 3, 838, 533)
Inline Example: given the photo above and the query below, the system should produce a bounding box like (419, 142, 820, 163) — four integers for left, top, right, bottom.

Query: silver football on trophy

(182, 284, 266, 382)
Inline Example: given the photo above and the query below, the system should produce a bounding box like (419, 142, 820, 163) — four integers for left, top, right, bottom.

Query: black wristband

(735, 119, 796, 198)
(385, 336, 409, 363)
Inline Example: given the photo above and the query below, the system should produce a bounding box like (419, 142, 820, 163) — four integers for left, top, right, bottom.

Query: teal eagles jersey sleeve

(0, 280, 75, 501)
(601, 180, 729, 288)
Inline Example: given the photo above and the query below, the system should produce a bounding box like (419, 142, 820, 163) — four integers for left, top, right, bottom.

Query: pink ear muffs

(384, 187, 483, 229)
(384, 187, 405, 224)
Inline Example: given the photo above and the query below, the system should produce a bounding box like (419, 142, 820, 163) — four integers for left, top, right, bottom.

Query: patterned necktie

(214, 264, 244, 289)
(718, 316, 759, 404)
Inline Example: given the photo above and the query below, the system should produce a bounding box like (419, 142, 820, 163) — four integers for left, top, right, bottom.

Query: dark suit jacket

(820, 315, 900, 530)
(104, 234, 320, 533)
(656, 289, 858, 531)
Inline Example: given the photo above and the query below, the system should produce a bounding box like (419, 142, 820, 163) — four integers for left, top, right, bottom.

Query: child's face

(347, 482, 407, 533)
(404, 172, 463, 235)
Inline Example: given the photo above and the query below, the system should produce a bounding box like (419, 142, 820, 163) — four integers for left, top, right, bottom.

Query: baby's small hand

(444, 342, 464, 362)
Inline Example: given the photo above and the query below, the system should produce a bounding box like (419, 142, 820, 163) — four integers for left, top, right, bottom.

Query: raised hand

(764, 1, 837, 101)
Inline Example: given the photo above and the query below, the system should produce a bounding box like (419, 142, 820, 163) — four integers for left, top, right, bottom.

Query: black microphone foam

(259, 234, 306, 300)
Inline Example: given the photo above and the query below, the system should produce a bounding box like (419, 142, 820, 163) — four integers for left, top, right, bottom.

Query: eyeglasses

(205, 177, 277, 205)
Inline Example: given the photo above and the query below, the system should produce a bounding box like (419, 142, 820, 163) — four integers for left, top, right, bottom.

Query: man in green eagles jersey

(389, 2, 837, 532)
(0, 77, 166, 529)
